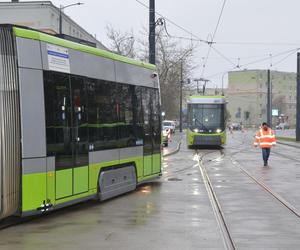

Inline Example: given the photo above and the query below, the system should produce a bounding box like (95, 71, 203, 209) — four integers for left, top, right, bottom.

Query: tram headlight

(216, 128, 222, 133)
(193, 128, 199, 133)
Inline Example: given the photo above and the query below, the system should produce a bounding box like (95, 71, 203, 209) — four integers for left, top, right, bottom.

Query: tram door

(142, 89, 153, 176)
(44, 73, 88, 200)
(151, 89, 161, 174)
(142, 89, 161, 176)
(70, 76, 89, 195)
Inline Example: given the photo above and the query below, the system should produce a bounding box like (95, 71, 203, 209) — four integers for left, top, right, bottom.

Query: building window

(235, 107, 241, 118)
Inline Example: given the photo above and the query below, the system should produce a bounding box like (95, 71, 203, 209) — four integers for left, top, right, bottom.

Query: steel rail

(230, 157, 300, 219)
(197, 151, 236, 250)
(228, 134, 300, 218)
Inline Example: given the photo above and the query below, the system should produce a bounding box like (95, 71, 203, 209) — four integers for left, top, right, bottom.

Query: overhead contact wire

(201, 0, 227, 78)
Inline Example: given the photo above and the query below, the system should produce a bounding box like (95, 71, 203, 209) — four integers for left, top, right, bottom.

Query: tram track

(163, 131, 300, 248)
(225, 133, 300, 220)
(196, 150, 236, 250)
(229, 158, 300, 219)
(195, 133, 300, 248)
(163, 144, 235, 248)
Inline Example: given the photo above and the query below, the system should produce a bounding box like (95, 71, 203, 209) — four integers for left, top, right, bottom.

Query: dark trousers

(262, 148, 271, 164)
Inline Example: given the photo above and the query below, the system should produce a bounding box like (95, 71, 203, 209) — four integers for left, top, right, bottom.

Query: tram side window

(132, 86, 144, 145)
(70, 76, 88, 166)
(44, 72, 73, 169)
(118, 85, 135, 147)
(142, 88, 153, 155)
(87, 79, 119, 150)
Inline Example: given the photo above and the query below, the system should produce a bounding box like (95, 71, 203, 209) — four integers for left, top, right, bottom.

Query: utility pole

(179, 60, 183, 133)
(267, 69, 272, 128)
(149, 0, 155, 64)
(296, 53, 300, 141)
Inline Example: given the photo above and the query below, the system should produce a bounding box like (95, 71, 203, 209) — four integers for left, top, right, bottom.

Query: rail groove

(228, 134, 300, 218)
(230, 158, 300, 219)
(197, 151, 236, 250)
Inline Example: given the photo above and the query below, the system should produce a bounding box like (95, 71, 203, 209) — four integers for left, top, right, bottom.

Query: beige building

(0, 1, 106, 49)
(227, 70, 296, 127)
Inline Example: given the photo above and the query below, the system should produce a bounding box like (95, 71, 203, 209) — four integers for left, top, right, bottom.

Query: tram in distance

(186, 95, 226, 147)
(0, 24, 162, 220)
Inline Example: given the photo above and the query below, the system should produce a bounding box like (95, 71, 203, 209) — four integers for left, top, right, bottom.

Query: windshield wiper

(194, 118, 209, 131)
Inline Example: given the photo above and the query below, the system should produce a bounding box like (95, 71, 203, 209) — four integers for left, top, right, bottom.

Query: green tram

(0, 25, 161, 220)
(186, 96, 226, 147)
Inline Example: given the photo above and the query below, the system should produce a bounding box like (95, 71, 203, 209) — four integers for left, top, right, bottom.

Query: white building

(227, 70, 296, 127)
(0, 1, 106, 49)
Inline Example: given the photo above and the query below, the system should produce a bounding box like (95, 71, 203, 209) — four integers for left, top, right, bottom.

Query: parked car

(162, 120, 176, 133)
(162, 129, 169, 147)
(231, 123, 241, 130)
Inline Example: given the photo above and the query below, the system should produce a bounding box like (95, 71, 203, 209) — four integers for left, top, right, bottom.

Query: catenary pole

(149, 0, 155, 64)
(267, 69, 272, 128)
(296, 53, 300, 141)
(179, 60, 183, 132)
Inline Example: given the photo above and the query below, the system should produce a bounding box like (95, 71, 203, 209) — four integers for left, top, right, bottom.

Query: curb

(277, 140, 300, 149)
(163, 141, 181, 157)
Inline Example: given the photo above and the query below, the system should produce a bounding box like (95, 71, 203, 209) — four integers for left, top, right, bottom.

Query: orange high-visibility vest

(254, 128, 276, 148)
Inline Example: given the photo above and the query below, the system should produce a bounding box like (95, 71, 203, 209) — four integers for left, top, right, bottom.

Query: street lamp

(59, 2, 84, 35)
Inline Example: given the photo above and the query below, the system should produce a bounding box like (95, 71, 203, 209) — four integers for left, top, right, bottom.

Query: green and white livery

(186, 95, 226, 147)
(0, 25, 161, 220)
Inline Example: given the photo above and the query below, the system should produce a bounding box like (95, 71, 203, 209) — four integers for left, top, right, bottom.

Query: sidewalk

(162, 132, 183, 157)
(274, 129, 300, 148)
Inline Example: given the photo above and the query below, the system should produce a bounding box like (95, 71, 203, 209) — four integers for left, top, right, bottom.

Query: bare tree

(105, 25, 197, 120)
(154, 28, 197, 119)
(105, 24, 136, 58)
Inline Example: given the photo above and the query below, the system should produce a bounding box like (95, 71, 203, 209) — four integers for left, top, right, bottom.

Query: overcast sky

(12, 0, 300, 88)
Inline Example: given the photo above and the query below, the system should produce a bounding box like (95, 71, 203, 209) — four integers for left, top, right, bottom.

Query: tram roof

(187, 95, 226, 104)
(12, 26, 156, 71)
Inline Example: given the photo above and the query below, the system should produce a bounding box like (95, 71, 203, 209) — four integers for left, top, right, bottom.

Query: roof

(0, 1, 106, 49)
(13, 26, 156, 70)
(187, 95, 226, 104)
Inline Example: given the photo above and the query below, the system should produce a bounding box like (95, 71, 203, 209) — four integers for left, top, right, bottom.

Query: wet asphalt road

(1, 131, 300, 249)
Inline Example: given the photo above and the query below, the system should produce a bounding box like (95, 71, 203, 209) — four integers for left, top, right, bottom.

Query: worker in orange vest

(254, 122, 276, 166)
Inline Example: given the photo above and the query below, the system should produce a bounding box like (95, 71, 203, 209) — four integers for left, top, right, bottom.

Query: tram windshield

(188, 104, 225, 132)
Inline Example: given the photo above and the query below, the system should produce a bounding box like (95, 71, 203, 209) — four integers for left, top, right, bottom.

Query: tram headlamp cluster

(216, 129, 222, 133)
